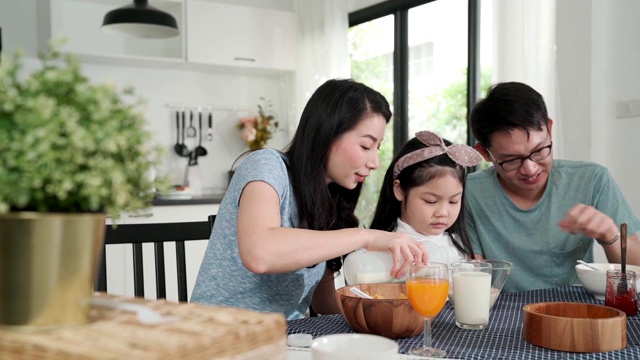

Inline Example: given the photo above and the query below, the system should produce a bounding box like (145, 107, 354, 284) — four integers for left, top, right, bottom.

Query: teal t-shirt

(465, 160, 640, 292)
(190, 149, 325, 320)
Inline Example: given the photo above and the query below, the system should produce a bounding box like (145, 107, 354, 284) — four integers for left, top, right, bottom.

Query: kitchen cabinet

(186, 1, 296, 71)
(37, 0, 296, 72)
(40, 0, 185, 65)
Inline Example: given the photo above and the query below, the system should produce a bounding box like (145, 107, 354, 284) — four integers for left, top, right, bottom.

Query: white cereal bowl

(575, 263, 640, 300)
(310, 333, 398, 360)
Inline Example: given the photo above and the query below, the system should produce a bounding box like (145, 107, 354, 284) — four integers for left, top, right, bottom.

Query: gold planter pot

(0, 212, 105, 330)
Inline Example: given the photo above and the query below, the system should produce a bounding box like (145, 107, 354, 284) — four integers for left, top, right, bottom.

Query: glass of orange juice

(406, 262, 449, 358)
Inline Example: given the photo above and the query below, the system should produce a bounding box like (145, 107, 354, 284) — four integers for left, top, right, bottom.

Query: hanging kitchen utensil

(194, 110, 208, 157)
(617, 223, 628, 295)
(181, 110, 190, 156)
(173, 110, 189, 157)
(186, 109, 197, 138)
(207, 111, 213, 141)
(185, 150, 202, 195)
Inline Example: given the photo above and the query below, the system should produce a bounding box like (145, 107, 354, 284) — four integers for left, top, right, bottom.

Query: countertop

(152, 194, 224, 206)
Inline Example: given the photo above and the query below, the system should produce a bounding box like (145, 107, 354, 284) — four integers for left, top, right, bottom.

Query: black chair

(95, 216, 215, 302)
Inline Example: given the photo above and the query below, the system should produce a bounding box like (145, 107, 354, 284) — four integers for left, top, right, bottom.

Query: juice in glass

(406, 278, 449, 317)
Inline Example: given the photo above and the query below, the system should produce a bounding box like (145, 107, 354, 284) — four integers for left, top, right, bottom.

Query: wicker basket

(0, 294, 287, 360)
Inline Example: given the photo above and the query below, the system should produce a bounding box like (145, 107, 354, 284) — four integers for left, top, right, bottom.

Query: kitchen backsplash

(74, 62, 294, 194)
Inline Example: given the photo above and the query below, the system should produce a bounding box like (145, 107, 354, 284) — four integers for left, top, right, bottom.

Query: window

(348, 15, 394, 225)
(349, 0, 489, 227)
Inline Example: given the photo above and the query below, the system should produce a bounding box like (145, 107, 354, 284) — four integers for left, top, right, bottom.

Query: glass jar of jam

(605, 269, 638, 316)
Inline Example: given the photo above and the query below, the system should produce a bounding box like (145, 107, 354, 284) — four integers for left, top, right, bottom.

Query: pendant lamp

(102, 0, 179, 39)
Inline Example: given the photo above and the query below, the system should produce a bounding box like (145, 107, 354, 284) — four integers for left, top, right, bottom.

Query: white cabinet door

(186, 1, 296, 71)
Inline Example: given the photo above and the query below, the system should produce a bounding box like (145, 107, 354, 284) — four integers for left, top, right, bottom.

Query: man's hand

(558, 204, 618, 242)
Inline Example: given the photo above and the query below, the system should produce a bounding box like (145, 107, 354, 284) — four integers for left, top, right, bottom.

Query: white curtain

(290, 0, 350, 131)
(493, 0, 563, 157)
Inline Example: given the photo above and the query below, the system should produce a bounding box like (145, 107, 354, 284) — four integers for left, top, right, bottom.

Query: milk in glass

(452, 272, 491, 329)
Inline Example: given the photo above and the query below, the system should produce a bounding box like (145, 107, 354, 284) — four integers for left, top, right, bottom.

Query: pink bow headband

(392, 131, 483, 179)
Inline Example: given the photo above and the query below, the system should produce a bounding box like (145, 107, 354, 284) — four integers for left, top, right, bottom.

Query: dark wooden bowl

(335, 283, 423, 339)
(523, 302, 626, 352)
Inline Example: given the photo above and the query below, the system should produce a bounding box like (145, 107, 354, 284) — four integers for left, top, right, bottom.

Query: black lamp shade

(102, 0, 179, 39)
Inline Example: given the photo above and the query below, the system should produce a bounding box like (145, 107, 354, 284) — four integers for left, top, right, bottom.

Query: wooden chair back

(95, 216, 214, 302)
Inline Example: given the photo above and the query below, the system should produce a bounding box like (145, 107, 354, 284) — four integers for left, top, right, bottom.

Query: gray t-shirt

(190, 149, 326, 320)
(465, 159, 640, 292)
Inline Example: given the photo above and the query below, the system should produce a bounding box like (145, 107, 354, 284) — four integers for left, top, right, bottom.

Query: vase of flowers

(0, 40, 166, 329)
(237, 97, 278, 151)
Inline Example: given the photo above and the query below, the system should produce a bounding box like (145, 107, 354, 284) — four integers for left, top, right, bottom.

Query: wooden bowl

(335, 283, 423, 339)
(523, 302, 627, 353)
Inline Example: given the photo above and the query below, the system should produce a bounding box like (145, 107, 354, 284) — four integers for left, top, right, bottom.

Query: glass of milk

(450, 260, 492, 330)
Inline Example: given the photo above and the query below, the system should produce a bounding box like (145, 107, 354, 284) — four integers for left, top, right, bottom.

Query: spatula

(617, 223, 628, 295)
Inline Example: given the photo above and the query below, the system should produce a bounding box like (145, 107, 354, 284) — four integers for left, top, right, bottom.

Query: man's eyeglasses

(486, 142, 553, 172)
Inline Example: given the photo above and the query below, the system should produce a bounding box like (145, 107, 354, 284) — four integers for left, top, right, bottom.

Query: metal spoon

(577, 260, 602, 272)
(349, 287, 373, 299)
(618, 223, 628, 294)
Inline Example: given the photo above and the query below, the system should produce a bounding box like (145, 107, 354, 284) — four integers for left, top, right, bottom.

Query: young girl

(343, 131, 481, 285)
(190, 79, 427, 320)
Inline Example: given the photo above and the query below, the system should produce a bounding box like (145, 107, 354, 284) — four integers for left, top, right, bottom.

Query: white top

(395, 219, 465, 265)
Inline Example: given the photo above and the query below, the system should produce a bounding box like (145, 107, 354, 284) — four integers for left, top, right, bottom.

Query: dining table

(286, 285, 640, 360)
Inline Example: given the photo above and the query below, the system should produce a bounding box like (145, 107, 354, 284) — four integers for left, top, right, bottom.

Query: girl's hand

(363, 230, 428, 279)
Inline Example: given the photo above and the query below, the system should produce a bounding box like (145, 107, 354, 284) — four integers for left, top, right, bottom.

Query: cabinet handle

(234, 57, 256, 62)
(128, 213, 154, 218)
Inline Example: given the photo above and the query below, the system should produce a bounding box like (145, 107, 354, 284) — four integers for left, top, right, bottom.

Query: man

(466, 82, 640, 292)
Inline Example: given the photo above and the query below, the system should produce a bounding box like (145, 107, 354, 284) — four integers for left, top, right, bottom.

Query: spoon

(577, 260, 602, 272)
(173, 111, 188, 157)
(617, 223, 628, 295)
(194, 110, 208, 157)
(349, 287, 373, 299)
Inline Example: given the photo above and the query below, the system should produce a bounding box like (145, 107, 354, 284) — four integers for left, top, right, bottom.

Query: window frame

(348, 0, 481, 155)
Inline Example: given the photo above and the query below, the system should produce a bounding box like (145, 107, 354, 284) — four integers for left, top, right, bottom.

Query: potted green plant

(0, 40, 166, 329)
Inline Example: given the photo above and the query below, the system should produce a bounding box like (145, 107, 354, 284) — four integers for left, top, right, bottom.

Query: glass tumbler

(605, 269, 638, 316)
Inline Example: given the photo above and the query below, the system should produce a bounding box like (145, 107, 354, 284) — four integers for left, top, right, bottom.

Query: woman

(190, 79, 426, 319)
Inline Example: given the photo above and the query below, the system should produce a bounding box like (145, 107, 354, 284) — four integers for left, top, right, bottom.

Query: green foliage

(0, 40, 167, 218)
(412, 68, 493, 145)
(349, 24, 395, 228)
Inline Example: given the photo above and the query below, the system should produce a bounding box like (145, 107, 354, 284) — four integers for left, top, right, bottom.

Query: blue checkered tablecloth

(287, 285, 640, 359)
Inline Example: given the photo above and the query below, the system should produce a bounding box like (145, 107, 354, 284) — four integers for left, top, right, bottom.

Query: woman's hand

(363, 230, 428, 279)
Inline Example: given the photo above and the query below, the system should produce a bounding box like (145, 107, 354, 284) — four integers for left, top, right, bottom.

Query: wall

(556, 0, 640, 217)
(604, 0, 640, 216)
(75, 63, 292, 193)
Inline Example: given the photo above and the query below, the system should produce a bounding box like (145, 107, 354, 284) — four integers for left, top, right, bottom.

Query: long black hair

(369, 137, 474, 258)
(284, 79, 392, 271)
